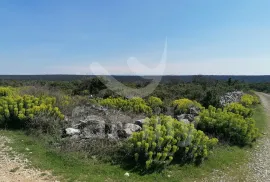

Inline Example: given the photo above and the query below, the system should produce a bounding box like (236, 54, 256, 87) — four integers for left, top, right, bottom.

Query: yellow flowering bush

(99, 97, 152, 115)
(0, 87, 15, 97)
(240, 94, 260, 107)
(172, 98, 203, 115)
(198, 106, 259, 145)
(147, 96, 163, 109)
(127, 115, 218, 169)
(225, 102, 253, 118)
(0, 94, 64, 128)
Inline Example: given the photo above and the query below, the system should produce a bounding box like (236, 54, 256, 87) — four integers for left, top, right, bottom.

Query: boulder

(118, 123, 142, 138)
(79, 115, 106, 138)
(179, 119, 190, 124)
(177, 114, 195, 122)
(117, 130, 127, 138)
(189, 107, 200, 116)
(177, 114, 186, 121)
(65, 128, 81, 136)
(114, 122, 123, 132)
(124, 123, 142, 132)
(186, 114, 195, 121)
(106, 121, 123, 139)
(67, 106, 147, 140)
(134, 119, 145, 127)
(107, 133, 118, 141)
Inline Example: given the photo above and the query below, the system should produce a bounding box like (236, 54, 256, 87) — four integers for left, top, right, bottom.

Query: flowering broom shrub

(127, 115, 218, 170)
(240, 94, 260, 107)
(99, 97, 152, 115)
(172, 98, 203, 115)
(0, 94, 64, 129)
(224, 103, 253, 118)
(197, 106, 259, 145)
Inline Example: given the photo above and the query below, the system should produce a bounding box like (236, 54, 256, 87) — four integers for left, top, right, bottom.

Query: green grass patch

(253, 104, 268, 132)
(0, 133, 248, 182)
(0, 104, 266, 182)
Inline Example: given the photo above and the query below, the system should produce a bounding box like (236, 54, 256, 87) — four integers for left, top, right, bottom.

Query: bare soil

(0, 135, 57, 182)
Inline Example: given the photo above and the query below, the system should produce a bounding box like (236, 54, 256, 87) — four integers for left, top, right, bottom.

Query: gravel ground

(0, 135, 57, 182)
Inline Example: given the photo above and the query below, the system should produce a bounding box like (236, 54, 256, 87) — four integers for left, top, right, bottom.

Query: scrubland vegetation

(0, 76, 267, 181)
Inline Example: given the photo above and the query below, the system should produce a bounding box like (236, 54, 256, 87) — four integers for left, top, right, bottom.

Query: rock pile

(219, 91, 243, 107)
(175, 106, 200, 125)
(63, 105, 145, 140)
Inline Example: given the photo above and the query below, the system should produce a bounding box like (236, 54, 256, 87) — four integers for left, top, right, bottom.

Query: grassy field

(0, 105, 267, 182)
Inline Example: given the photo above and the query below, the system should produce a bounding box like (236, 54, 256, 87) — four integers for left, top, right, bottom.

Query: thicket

(127, 115, 218, 170)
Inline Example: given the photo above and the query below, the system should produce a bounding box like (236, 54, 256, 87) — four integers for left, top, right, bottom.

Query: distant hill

(0, 75, 270, 83)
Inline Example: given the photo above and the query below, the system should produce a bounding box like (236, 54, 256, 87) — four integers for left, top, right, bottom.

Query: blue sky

(0, 0, 270, 75)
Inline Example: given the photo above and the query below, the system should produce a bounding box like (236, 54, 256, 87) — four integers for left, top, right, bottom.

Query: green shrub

(198, 106, 259, 145)
(147, 96, 163, 109)
(0, 87, 15, 97)
(172, 98, 203, 115)
(127, 115, 218, 170)
(99, 97, 152, 115)
(225, 103, 253, 118)
(240, 94, 260, 107)
(0, 94, 64, 129)
(147, 96, 163, 114)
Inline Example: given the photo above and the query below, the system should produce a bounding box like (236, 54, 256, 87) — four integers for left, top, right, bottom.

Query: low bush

(240, 94, 260, 107)
(25, 112, 63, 136)
(0, 87, 16, 97)
(147, 96, 163, 114)
(18, 86, 81, 115)
(98, 97, 152, 115)
(225, 103, 253, 118)
(198, 106, 259, 145)
(147, 96, 163, 109)
(127, 115, 218, 170)
(0, 94, 64, 129)
(172, 98, 203, 115)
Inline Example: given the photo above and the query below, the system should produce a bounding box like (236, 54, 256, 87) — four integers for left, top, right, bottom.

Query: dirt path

(247, 92, 270, 182)
(0, 134, 57, 182)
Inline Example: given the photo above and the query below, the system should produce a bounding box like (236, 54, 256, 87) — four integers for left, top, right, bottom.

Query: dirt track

(0, 135, 56, 182)
(247, 92, 270, 182)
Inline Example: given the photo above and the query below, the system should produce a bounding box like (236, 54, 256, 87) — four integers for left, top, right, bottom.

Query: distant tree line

(1, 75, 262, 108)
